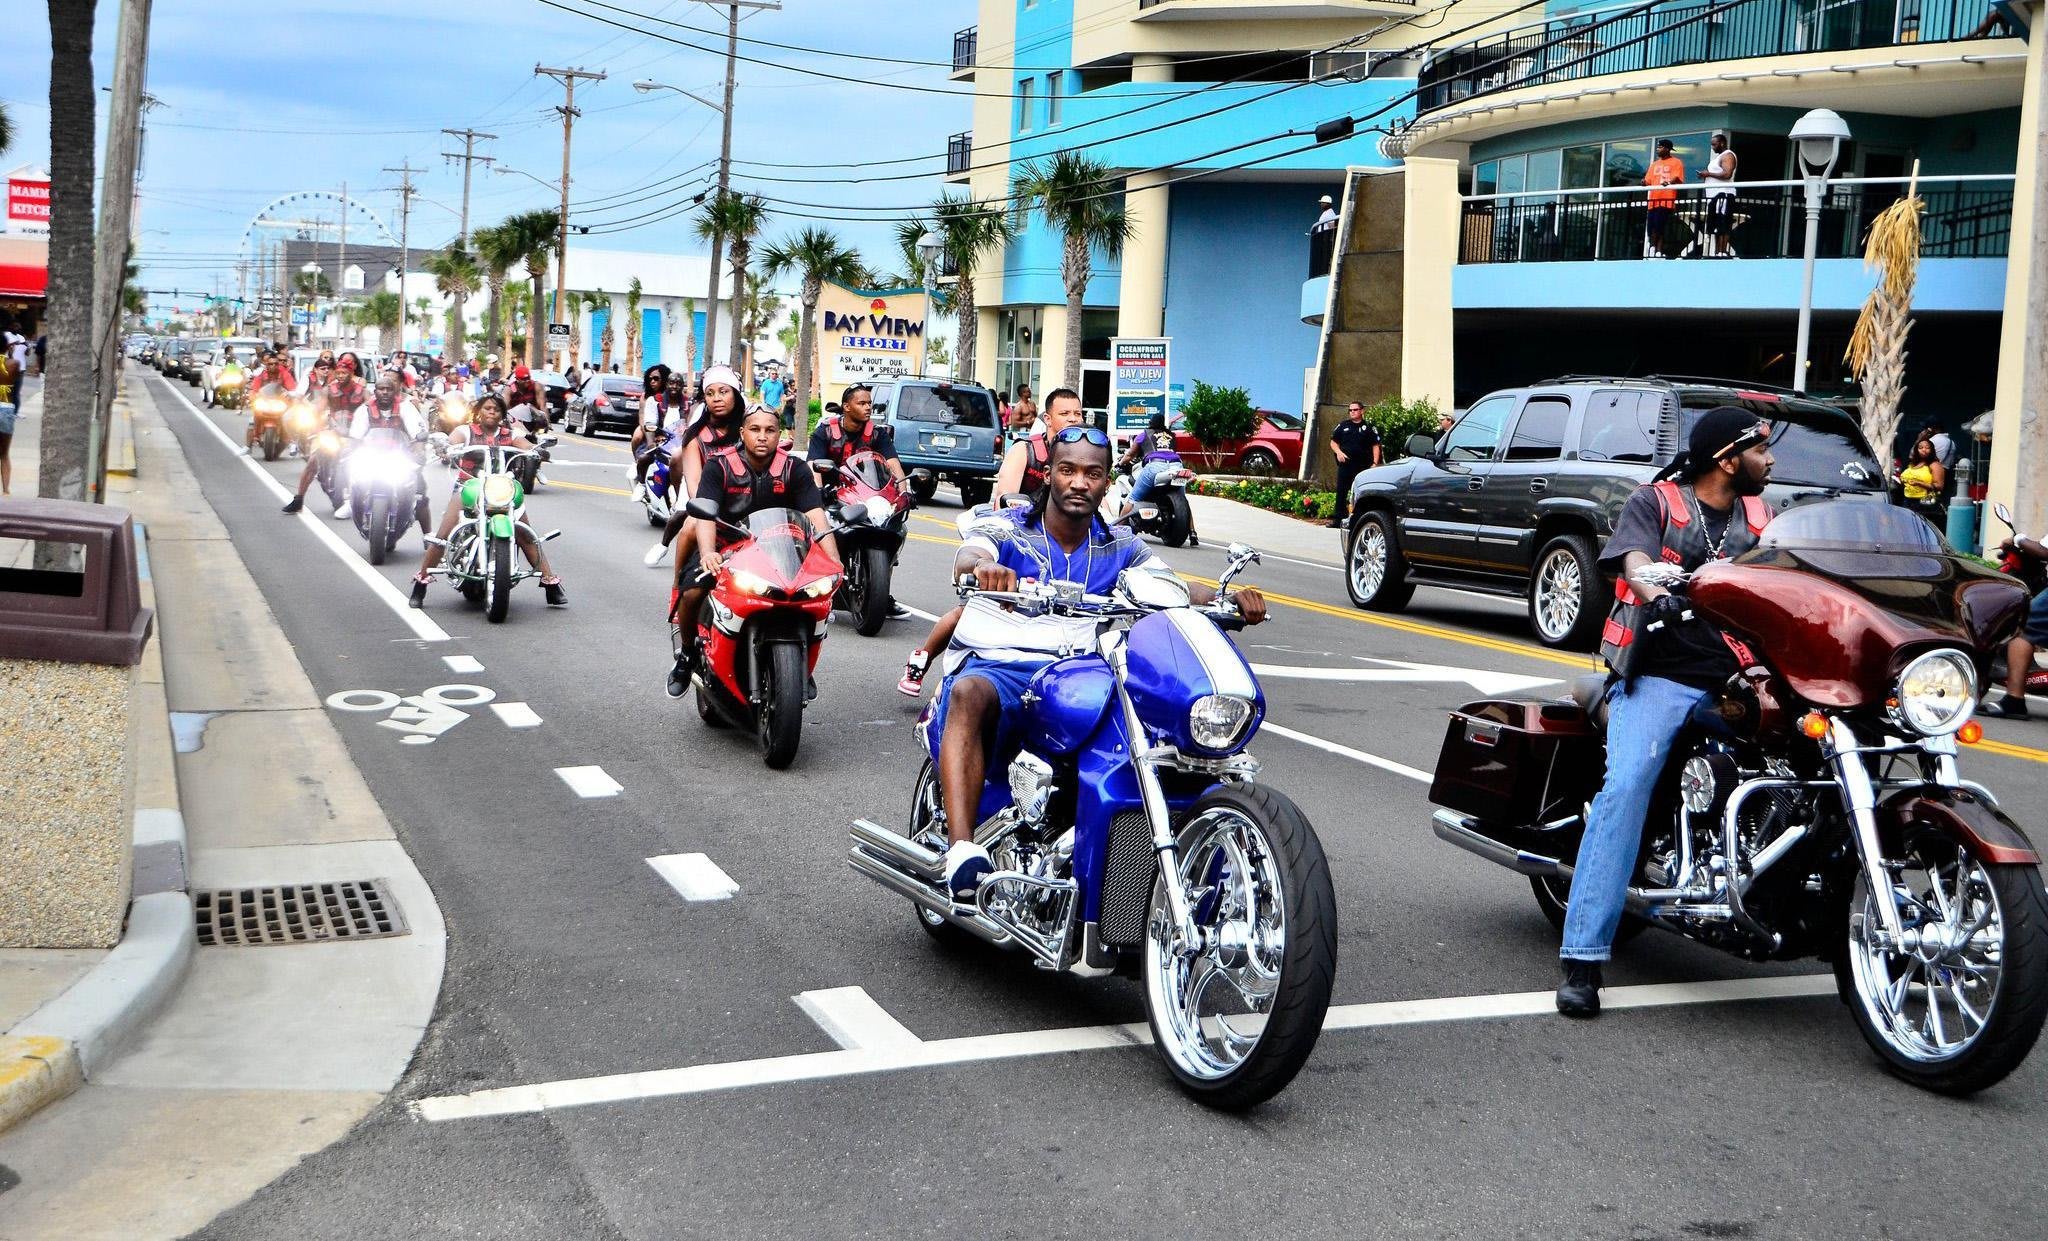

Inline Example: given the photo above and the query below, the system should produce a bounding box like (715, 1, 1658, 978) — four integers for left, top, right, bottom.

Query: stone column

(1401, 156, 1462, 413)
(1117, 55, 1175, 340)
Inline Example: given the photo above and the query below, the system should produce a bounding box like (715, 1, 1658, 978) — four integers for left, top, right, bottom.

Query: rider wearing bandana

(930, 426, 1267, 903)
(1557, 406, 1776, 1018)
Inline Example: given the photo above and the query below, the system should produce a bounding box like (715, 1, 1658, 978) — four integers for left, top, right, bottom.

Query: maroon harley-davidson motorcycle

(1430, 499, 2047, 1094)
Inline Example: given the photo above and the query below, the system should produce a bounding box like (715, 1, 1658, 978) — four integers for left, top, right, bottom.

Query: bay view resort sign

(815, 281, 929, 388)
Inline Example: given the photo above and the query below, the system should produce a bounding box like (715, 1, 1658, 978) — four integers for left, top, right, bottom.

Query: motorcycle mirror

(685, 497, 722, 523)
(428, 431, 450, 448)
(1117, 564, 1191, 610)
(814, 461, 841, 480)
(824, 403, 841, 415)
(1994, 501, 2015, 526)
(1227, 542, 1261, 565)
(998, 492, 1032, 511)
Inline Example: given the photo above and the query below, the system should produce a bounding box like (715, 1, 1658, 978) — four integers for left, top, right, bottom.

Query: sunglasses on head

(1052, 426, 1110, 447)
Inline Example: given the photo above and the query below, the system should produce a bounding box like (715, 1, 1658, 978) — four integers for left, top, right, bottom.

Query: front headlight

(1894, 649, 1977, 737)
(482, 475, 518, 512)
(1189, 693, 1255, 751)
(729, 569, 776, 597)
(798, 575, 839, 599)
(863, 496, 895, 526)
(218, 374, 245, 387)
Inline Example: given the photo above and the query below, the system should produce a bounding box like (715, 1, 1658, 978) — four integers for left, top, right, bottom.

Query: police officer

(1328, 401, 1382, 528)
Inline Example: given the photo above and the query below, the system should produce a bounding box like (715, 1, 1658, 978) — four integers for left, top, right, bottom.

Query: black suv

(1341, 377, 1886, 649)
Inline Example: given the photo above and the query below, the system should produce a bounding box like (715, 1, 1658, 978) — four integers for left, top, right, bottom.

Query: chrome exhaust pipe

(850, 817, 941, 882)
(847, 847, 1013, 946)
(1432, 809, 1564, 878)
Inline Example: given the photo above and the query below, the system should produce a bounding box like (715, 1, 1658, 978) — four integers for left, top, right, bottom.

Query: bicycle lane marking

(154, 375, 449, 643)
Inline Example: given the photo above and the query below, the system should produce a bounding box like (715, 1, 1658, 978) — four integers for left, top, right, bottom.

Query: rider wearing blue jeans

(1120, 411, 1182, 504)
(1558, 407, 1776, 1017)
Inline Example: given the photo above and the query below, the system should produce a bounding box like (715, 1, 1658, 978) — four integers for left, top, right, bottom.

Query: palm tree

(624, 277, 643, 373)
(734, 270, 781, 391)
(679, 296, 697, 376)
(695, 190, 770, 369)
(472, 224, 522, 366)
(353, 290, 404, 347)
(0, 101, 13, 154)
(761, 227, 867, 421)
(40, 2, 96, 501)
(776, 308, 801, 360)
(292, 269, 331, 346)
(594, 287, 616, 371)
(570, 289, 608, 371)
(424, 247, 479, 361)
(899, 194, 1014, 384)
(1012, 153, 1132, 391)
(496, 208, 561, 369)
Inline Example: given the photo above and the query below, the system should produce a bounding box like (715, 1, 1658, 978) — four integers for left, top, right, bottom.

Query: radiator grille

(1100, 811, 1158, 945)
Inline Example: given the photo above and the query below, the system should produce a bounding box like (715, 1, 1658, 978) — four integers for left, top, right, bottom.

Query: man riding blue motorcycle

(933, 425, 1267, 900)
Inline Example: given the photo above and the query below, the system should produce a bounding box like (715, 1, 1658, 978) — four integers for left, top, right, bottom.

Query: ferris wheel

(240, 190, 399, 261)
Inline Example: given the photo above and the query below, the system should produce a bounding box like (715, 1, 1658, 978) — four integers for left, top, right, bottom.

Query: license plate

(932, 433, 959, 449)
(618, 399, 639, 411)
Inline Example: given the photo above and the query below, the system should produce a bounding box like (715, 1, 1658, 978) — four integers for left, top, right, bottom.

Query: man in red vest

(1559, 407, 1775, 1017)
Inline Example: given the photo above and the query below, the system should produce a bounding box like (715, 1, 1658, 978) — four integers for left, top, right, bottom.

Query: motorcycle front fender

(1877, 784, 2039, 865)
(487, 513, 514, 539)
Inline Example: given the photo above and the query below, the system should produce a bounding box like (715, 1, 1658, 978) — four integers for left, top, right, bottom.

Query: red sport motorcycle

(1430, 499, 2047, 1094)
(814, 449, 909, 637)
(678, 499, 841, 769)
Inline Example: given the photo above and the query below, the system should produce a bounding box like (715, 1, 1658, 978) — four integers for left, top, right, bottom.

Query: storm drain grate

(194, 879, 409, 947)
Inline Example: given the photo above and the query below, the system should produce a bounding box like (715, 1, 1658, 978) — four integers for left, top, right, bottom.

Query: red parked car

(1166, 409, 1303, 476)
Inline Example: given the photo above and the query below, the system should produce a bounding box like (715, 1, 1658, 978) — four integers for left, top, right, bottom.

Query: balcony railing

(1417, 0, 1996, 115)
(952, 26, 977, 74)
(1457, 175, 2012, 264)
(946, 132, 973, 177)
(1308, 219, 1339, 278)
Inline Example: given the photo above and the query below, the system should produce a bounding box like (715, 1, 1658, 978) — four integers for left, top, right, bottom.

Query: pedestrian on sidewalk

(1328, 400, 1382, 528)
(0, 322, 26, 494)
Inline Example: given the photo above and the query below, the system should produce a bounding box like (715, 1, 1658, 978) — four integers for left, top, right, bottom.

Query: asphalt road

(137, 368, 2048, 1240)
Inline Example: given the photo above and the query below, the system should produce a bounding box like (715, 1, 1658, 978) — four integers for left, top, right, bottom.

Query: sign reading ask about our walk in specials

(814, 282, 928, 390)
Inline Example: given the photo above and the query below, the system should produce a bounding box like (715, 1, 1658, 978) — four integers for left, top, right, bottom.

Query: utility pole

(89, 0, 154, 501)
(535, 65, 605, 368)
(692, 1, 777, 373)
(441, 127, 497, 249)
(338, 180, 350, 345)
(383, 160, 421, 354)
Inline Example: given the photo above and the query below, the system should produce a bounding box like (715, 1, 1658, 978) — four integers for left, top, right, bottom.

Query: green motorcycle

(428, 434, 560, 623)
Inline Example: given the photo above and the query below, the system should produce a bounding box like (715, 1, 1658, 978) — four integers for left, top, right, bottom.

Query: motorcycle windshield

(1749, 497, 1947, 579)
(839, 451, 892, 494)
(737, 508, 813, 584)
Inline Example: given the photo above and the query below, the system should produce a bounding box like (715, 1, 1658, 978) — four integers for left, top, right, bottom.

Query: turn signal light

(1798, 711, 1829, 740)
(1958, 720, 1984, 745)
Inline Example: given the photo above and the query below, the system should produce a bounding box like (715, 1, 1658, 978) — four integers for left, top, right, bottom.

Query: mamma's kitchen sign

(815, 282, 928, 388)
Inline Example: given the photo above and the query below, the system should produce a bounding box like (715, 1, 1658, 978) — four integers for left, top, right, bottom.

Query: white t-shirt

(1704, 150, 1737, 198)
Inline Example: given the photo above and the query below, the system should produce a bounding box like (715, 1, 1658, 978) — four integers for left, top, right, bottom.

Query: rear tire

(757, 640, 806, 769)
(1345, 511, 1413, 611)
(1529, 533, 1603, 650)
(910, 475, 938, 504)
(260, 428, 282, 462)
(1144, 782, 1335, 1110)
(906, 760, 975, 947)
(852, 546, 892, 636)
(958, 480, 991, 509)
(366, 496, 390, 565)
(485, 536, 512, 623)
(1158, 492, 1192, 548)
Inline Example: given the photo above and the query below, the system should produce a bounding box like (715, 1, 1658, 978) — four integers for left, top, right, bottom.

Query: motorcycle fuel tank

(1027, 654, 1117, 756)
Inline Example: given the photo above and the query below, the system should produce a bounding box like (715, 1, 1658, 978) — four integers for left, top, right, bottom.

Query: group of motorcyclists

(211, 333, 2048, 1054)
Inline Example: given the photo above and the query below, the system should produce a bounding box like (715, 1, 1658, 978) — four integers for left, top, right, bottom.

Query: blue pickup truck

(872, 377, 1004, 508)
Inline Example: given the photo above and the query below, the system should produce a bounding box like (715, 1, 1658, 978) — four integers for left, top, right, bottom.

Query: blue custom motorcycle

(849, 525, 1337, 1108)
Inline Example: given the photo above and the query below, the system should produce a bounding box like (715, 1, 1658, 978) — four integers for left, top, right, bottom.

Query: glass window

(1472, 160, 1499, 198)
(1579, 391, 1658, 463)
(1497, 154, 1527, 196)
(1678, 394, 1882, 491)
(1045, 73, 1062, 126)
(1443, 395, 1512, 463)
(1528, 149, 1562, 194)
(1504, 397, 1569, 461)
(1016, 78, 1035, 132)
(1561, 145, 1602, 190)
(1603, 137, 1653, 189)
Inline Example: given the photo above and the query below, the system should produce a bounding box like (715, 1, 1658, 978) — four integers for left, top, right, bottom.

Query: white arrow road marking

(646, 853, 738, 902)
(1250, 660, 1558, 696)
(1259, 721, 1434, 785)
(443, 655, 485, 674)
(793, 987, 922, 1051)
(556, 766, 622, 798)
(490, 702, 543, 729)
(411, 974, 1835, 1122)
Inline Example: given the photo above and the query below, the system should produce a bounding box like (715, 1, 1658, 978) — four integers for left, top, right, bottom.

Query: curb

(107, 396, 137, 477)
(0, 500, 195, 1136)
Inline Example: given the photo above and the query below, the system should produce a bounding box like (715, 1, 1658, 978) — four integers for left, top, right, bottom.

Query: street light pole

(635, 70, 739, 373)
(536, 65, 607, 369)
(1789, 108, 1849, 395)
(917, 230, 943, 376)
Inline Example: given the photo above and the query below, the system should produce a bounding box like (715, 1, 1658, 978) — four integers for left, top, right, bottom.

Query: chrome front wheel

(1344, 512, 1413, 611)
(1843, 828, 2048, 1094)
(1142, 784, 1335, 1109)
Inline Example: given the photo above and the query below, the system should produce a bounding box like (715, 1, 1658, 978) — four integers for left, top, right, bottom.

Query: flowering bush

(1190, 476, 1337, 524)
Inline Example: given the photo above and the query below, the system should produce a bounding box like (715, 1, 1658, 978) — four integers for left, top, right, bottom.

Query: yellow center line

(547, 478, 634, 498)
(1972, 735, 2048, 765)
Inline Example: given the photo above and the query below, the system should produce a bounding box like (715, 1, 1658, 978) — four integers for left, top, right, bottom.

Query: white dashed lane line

(793, 987, 921, 1051)
(646, 852, 738, 901)
(556, 765, 623, 798)
(491, 702, 543, 729)
(443, 654, 485, 674)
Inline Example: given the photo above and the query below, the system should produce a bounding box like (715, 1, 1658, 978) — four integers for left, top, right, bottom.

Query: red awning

(0, 263, 47, 299)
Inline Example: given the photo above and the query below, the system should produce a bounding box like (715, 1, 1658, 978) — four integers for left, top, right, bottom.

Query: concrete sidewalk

(1188, 492, 1345, 568)
(0, 368, 446, 1240)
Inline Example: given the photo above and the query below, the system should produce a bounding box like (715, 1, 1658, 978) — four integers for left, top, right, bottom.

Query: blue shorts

(0, 403, 15, 435)
(2026, 588, 2048, 646)
(925, 654, 1046, 762)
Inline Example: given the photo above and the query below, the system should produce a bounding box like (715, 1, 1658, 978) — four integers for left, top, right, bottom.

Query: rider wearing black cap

(1556, 406, 1776, 1018)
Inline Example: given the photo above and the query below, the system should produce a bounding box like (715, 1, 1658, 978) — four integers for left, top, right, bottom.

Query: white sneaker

(942, 841, 994, 904)
(643, 541, 669, 568)
(334, 503, 351, 521)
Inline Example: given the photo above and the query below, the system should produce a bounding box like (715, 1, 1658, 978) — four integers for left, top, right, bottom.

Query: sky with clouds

(7, 0, 983, 317)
